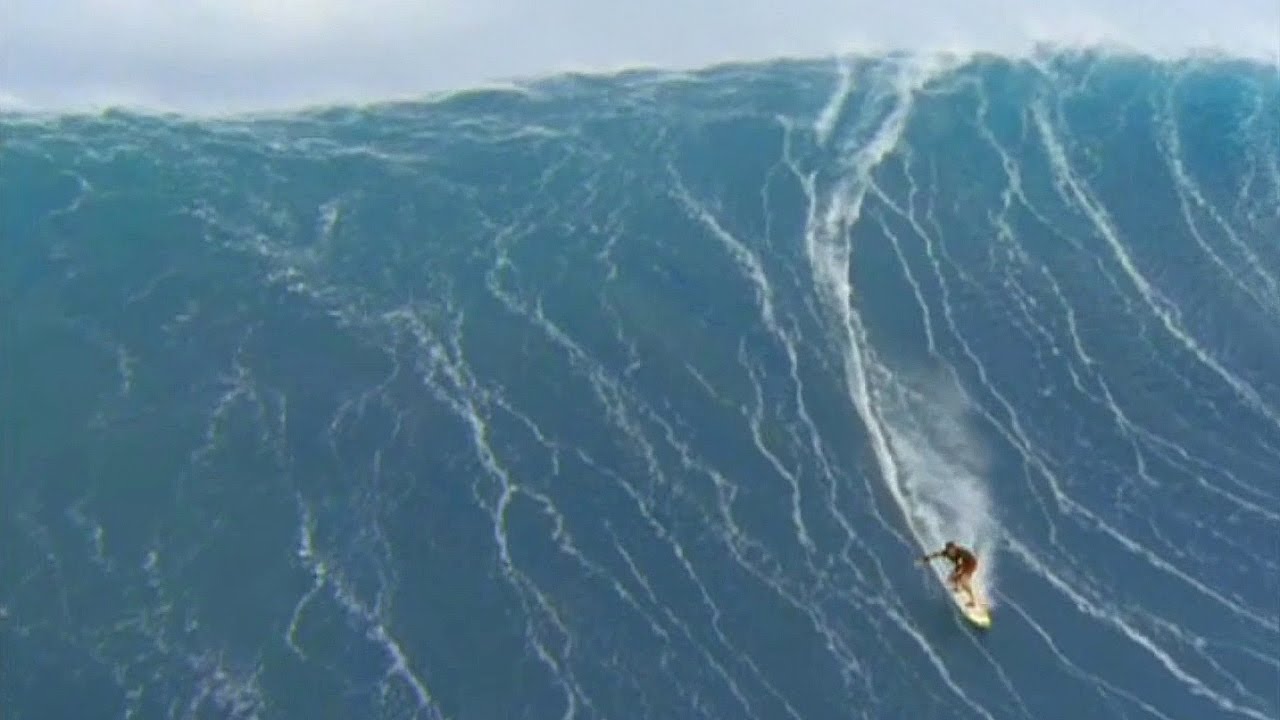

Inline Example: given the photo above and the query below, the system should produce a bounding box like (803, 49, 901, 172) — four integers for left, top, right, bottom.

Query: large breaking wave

(2, 50, 1277, 719)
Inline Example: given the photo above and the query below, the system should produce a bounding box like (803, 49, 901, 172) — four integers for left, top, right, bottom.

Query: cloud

(3, 0, 1276, 113)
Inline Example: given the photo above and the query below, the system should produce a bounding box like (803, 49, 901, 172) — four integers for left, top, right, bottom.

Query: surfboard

(950, 586, 992, 629)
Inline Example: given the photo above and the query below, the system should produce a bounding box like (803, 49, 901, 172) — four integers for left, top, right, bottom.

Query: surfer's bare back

(921, 541, 978, 607)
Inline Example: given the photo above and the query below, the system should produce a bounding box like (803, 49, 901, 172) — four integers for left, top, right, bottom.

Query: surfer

(921, 541, 978, 607)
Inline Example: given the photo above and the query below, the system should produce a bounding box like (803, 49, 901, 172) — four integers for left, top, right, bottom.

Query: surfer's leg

(960, 572, 976, 606)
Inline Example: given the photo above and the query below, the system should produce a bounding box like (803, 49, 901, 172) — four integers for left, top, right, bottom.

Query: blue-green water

(3, 52, 1278, 719)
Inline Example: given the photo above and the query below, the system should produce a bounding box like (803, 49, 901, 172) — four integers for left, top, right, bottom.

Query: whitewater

(2, 50, 1278, 720)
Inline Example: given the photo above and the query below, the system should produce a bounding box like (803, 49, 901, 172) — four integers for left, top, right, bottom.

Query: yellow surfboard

(950, 586, 992, 629)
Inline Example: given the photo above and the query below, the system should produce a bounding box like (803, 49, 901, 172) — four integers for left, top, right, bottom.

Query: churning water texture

(2, 51, 1279, 720)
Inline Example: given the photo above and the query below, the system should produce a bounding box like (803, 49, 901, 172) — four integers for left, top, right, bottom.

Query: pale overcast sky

(2, 0, 1277, 112)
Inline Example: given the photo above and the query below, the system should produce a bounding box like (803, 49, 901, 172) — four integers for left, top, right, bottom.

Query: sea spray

(878, 368, 999, 604)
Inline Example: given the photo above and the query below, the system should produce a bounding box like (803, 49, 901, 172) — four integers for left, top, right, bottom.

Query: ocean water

(2, 51, 1278, 720)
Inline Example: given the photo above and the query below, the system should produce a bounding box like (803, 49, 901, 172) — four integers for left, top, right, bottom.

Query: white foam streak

(973, 86, 1280, 521)
(669, 175, 816, 555)
(877, 601, 1000, 720)
(482, 252, 814, 716)
(1158, 83, 1280, 314)
(1008, 539, 1274, 720)
(886, 98, 1280, 630)
(999, 596, 1180, 720)
(923, 297, 1279, 632)
(1032, 99, 1280, 433)
(814, 60, 854, 146)
(870, 205, 938, 355)
(375, 298, 598, 719)
(806, 57, 1001, 606)
(289, 499, 449, 720)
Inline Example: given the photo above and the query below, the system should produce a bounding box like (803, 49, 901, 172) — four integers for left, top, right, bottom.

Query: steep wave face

(3, 52, 1278, 720)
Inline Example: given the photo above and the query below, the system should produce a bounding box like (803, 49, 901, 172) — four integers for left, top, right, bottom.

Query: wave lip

(2, 0, 1277, 114)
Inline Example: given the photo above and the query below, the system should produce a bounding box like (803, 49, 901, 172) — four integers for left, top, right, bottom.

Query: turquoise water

(3, 52, 1278, 719)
